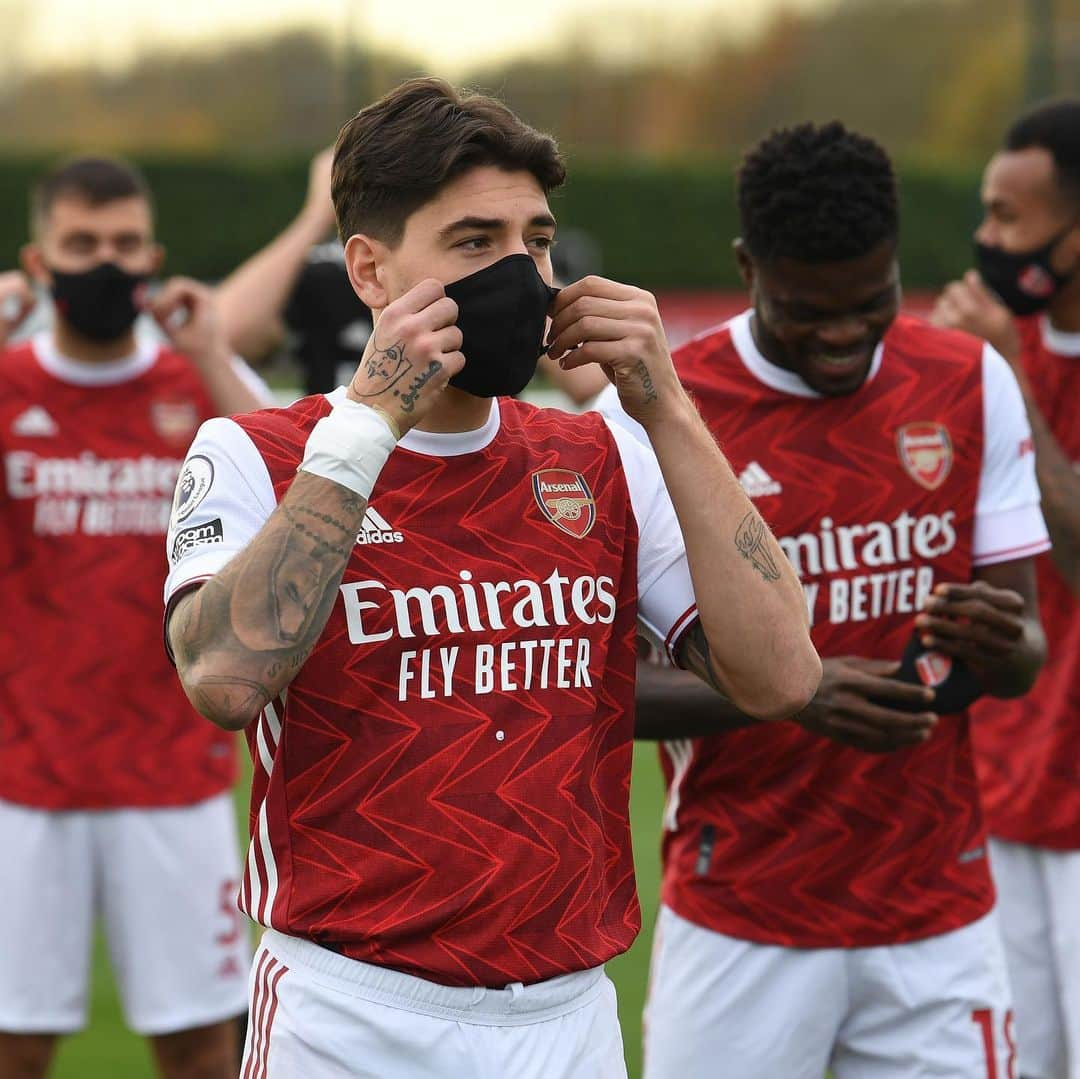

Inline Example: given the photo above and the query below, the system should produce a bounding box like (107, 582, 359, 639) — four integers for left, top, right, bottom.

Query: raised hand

(347, 278, 465, 435)
(546, 276, 679, 426)
(0, 271, 36, 350)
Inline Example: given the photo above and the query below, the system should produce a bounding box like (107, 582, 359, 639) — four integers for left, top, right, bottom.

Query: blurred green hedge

(0, 155, 982, 289)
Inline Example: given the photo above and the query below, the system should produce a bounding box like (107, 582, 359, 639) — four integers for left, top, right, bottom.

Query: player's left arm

(913, 343, 1049, 698)
(147, 277, 273, 415)
(551, 277, 821, 720)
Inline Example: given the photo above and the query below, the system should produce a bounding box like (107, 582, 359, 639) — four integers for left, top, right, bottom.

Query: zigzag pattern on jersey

(660, 315, 995, 948)
(234, 396, 641, 986)
(0, 342, 236, 810)
(973, 315, 1080, 850)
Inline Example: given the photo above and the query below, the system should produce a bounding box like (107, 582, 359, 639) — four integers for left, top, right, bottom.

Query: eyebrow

(438, 213, 557, 241)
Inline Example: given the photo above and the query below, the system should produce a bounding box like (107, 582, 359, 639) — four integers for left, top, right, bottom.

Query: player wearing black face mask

(933, 98, 1080, 1079)
(0, 157, 271, 1079)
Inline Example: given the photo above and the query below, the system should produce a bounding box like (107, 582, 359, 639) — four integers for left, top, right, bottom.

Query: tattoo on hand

(394, 360, 441, 414)
(735, 511, 781, 582)
(354, 339, 411, 396)
(634, 359, 658, 404)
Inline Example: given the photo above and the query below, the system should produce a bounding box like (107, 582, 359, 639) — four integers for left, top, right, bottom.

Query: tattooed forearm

(170, 471, 369, 728)
(735, 511, 782, 583)
(353, 338, 412, 396)
(634, 359, 658, 404)
(281, 503, 356, 559)
(675, 620, 728, 695)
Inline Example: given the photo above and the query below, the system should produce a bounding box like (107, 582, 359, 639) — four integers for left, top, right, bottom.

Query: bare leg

(150, 1018, 240, 1079)
(0, 1033, 59, 1079)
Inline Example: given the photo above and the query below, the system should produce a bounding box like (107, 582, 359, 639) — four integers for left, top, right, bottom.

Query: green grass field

(51, 743, 668, 1078)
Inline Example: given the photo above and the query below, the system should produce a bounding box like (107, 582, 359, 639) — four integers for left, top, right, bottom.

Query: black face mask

(975, 226, 1076, 316)
(445, 254, 559, 398)
(50, 262, 148, 342)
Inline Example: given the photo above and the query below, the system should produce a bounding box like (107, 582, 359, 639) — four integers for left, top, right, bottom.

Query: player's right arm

(636, 654, 937, 752)
(168, 280, 464, 730)
(215, 148, 335, 362)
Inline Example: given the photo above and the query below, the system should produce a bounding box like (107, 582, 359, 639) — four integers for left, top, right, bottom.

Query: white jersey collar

(33, 331, 159, 386)
(1040, 315, 1080, 357)
(325, 387, 501, 457)
(728, 309, 885, 399)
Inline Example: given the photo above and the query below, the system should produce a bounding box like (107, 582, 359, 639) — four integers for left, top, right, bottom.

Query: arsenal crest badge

(915, 651, 953, 688)
(532, 469, 596, 539)
(151, 400, 200, 444)
(897, 422, 953, 491)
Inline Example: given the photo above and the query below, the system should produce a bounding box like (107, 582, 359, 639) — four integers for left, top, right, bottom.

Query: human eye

(455, 236, 490, 252)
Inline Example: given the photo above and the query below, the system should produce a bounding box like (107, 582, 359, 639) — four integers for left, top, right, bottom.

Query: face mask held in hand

(49, 262, 149, 342)
(444, 254, 560, 398)
(975, 225, 1077, 317)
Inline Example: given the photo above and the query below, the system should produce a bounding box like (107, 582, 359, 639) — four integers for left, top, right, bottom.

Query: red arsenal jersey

(973, 314, 1080, 850)
(0, 334, 238, 809)
(164, 391, 697, 987)
(601, 312, 1049, 948)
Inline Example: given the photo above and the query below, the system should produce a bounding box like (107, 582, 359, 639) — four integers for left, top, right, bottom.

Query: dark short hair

(332, 78, 566, 246)
(737, 121, 899, 263)
(1005, 98, 1080, 204)
(31, 156, 154, 233)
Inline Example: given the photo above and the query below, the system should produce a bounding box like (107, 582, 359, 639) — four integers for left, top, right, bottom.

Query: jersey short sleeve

(596, 399, 698, 660)
(973, 344, 1051, 566)
(163, 417, 277, 607)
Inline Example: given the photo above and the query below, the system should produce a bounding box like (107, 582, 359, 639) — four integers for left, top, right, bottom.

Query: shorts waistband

(260, 931, 606, 1026)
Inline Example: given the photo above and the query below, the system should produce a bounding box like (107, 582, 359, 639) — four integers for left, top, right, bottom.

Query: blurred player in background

(600, 122, 1049, 1078)
(933, 97, 1080, 1079)
(0, 157, 269, 1078)
(164, 78, 820, 1078)
(216, 147, 374, 396)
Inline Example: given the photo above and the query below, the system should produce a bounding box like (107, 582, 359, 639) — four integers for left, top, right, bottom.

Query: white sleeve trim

(973, 344, 1049, 561)
(972, 503, 1051, 567)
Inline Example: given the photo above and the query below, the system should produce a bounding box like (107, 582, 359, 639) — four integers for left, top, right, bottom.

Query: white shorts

(644, 904, 1014, 1079)
(241, 930, 627, 1078)
(990, 837, 1080, 1079)
(0, 794, 250, 1036)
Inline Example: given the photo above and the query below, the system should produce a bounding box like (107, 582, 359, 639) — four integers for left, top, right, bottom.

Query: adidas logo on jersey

(738, 462, 782, 498)
(356, 506, 403, 545)
(11, 406, 59, 437)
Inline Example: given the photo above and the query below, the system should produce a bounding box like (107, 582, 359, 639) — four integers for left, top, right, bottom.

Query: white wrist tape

(299, 399, 399, 499)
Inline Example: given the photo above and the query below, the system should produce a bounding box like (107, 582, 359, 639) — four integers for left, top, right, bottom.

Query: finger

(413, 295, 459, 332)
(396, 278, 447, 315)
(547, 296, 638, 348)
(916, 637, 992, 667)
(918, 601, 1024, 639)
(556, 340, 627, 370)
(145, 278, 198, 317)
(820, 718, 928, 753)
(842, 696, 939, 730)
(930, 582, 1024, 611)
(550, 275, 641, 315)
(428, 323, 464, 356)
(436, 349, 466, 379)
(915, 616, 1018, 651)
(849, 672, 937, 706)
(548, 315, 633, 361)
